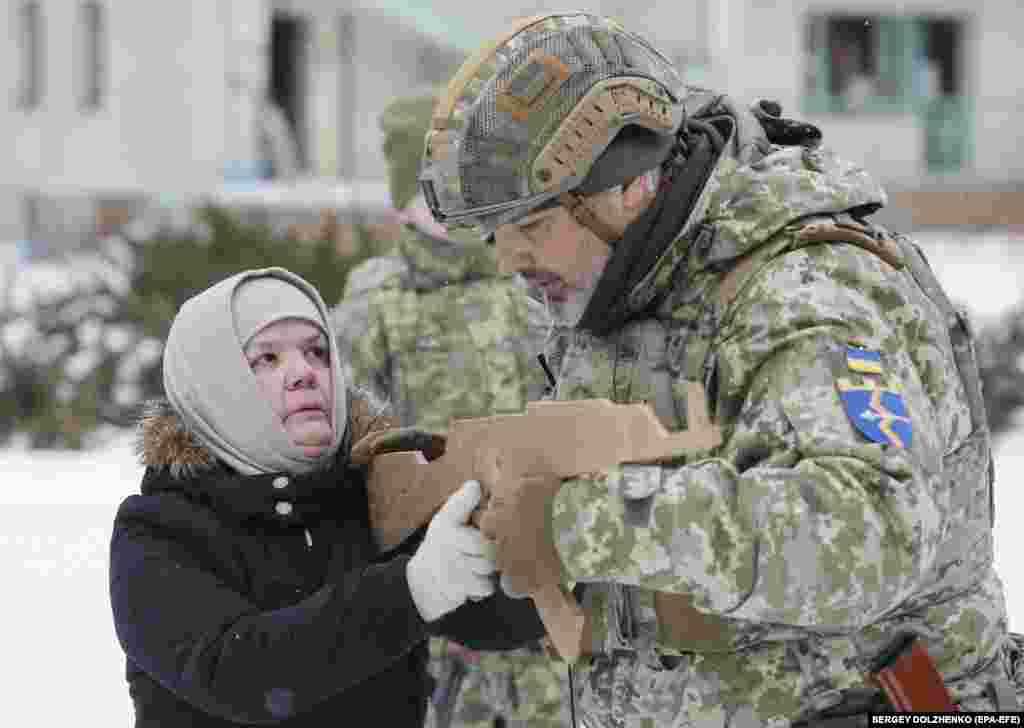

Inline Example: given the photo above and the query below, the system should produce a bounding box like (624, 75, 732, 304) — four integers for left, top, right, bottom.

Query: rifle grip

(531, 583, 586, 663)
(867, 635, 957, 711)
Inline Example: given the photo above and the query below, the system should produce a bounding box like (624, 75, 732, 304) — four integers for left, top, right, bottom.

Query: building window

(17, 2, 43, 109)
(803, 14, 964, 113)
(79, 2, 106, 110)
(803, 13, 969, 173)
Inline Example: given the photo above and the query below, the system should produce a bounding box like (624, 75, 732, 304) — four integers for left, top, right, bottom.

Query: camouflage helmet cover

(379, 90, 440, 211)
(420, 13, 687, 237)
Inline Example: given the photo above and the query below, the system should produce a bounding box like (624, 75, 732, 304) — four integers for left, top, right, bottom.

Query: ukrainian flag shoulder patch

(845, 345, 883, 374)
(836, 345, 912, 448)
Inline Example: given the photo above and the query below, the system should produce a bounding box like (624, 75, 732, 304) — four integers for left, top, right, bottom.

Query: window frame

(16, 1, 43, 110)
(78, 1, 106, 112)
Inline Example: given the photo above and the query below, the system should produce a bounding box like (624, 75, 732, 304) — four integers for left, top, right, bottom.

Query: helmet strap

(558, 191, 622, 246)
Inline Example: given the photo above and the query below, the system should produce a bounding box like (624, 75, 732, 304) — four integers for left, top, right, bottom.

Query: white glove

(406, 480, 497, 622)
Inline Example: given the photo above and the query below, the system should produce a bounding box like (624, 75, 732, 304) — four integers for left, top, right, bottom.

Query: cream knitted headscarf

(162, 267, 348, 474)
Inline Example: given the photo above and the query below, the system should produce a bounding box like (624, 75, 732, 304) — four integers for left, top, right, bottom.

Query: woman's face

(244, 318, 334, 457)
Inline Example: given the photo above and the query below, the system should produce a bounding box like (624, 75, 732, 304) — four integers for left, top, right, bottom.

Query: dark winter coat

(109, 396, 545, 727)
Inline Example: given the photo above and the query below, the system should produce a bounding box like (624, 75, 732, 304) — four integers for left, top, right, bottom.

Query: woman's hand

(406, 481, 496, 621)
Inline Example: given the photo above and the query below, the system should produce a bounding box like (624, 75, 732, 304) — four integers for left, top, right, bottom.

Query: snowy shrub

(0, 205, 374, 449)
(978, 303, 1024, 439)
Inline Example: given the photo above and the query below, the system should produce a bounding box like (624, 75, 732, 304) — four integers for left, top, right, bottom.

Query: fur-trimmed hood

(136, 388, 395, 480)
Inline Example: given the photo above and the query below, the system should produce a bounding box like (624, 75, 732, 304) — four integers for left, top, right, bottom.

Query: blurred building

(2, 0, 1023, 255)
(409, 0, 1024, 230)
(0, 0, 469, 255)
(782, 0, 1024, 230)
(690, 0, 1024, 229)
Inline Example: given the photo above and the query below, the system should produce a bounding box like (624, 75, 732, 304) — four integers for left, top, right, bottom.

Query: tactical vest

(367, 276, 549, 432)
(573, 215, 999, 668)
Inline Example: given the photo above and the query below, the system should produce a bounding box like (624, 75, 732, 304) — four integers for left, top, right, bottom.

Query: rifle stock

(367, 386, 722, 661)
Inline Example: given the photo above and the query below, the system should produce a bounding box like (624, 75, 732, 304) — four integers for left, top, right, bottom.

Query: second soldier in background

(332, 91, 569, 728)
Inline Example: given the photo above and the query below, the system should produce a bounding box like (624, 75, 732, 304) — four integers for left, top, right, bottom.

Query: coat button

(272, 476, 289, 490)
(275, 501, 293, 516)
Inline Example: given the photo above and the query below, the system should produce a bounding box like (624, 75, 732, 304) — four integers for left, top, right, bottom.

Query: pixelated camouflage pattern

(331, 224, 562, 727)
(332, 226, 551, 433)
(380, 90, 441, 211)
(543, 142, 1013, 725)
(426, 640, 571, 728)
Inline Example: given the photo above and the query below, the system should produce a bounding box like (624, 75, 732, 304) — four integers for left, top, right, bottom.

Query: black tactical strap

(791, 689, 889, 727)
(750, 98, 823, 148)
(577, 117, 727, 336)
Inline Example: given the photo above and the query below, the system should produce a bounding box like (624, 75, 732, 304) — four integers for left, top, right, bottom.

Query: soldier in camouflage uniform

(418, 13, 1022, 726)
(332, 92, 570, 728)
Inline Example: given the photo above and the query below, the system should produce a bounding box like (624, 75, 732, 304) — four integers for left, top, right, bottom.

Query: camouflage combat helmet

(419, 12, 687, 238)
(380, 90, 440, 212)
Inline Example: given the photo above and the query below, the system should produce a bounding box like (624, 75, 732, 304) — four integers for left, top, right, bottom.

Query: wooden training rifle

(366, 383, 722, 662)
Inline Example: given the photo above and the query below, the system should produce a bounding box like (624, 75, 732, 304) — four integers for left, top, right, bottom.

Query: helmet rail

(532, 76, 680, 194)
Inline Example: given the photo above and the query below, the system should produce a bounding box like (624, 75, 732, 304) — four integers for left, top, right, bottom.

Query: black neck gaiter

(577, 118, 728, 337)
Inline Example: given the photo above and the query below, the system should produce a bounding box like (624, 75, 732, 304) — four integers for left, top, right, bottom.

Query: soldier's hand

(479, 467, 567, 599)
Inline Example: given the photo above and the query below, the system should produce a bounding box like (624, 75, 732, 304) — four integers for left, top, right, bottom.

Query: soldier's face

(494, 204, 612, 326)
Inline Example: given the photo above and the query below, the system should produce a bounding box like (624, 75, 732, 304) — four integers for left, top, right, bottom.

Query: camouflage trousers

(424, 638, 572, 728)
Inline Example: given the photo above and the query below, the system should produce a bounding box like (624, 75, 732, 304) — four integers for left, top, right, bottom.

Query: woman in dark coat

(109, 267, 545, 727)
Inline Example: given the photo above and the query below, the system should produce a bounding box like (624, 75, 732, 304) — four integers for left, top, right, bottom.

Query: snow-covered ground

(2, 432, 139, 726)
(1, 230, 1022, 724)
(913, 229, 1024, 323)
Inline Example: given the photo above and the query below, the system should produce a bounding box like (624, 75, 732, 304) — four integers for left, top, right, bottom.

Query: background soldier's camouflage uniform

(331, 92, 569, 728)
(335, 229, 550, 433)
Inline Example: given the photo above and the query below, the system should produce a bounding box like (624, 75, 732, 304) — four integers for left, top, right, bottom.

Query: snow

(2, 432, 139, 726)
(0, 231, 1022, 723)
(994, 423, 1024, 628)
(1, 252, 127, 313)
(913, 229, 1024, 322)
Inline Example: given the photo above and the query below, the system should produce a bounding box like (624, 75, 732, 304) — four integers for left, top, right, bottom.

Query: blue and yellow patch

(845, 345, 883, 374)
(836, 346, 912, 448)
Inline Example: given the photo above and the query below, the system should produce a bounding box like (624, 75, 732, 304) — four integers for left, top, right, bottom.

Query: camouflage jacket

(332, 226, 566, 727)
(547, 144, 1013, 724)
(332, 225, 552, 432)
